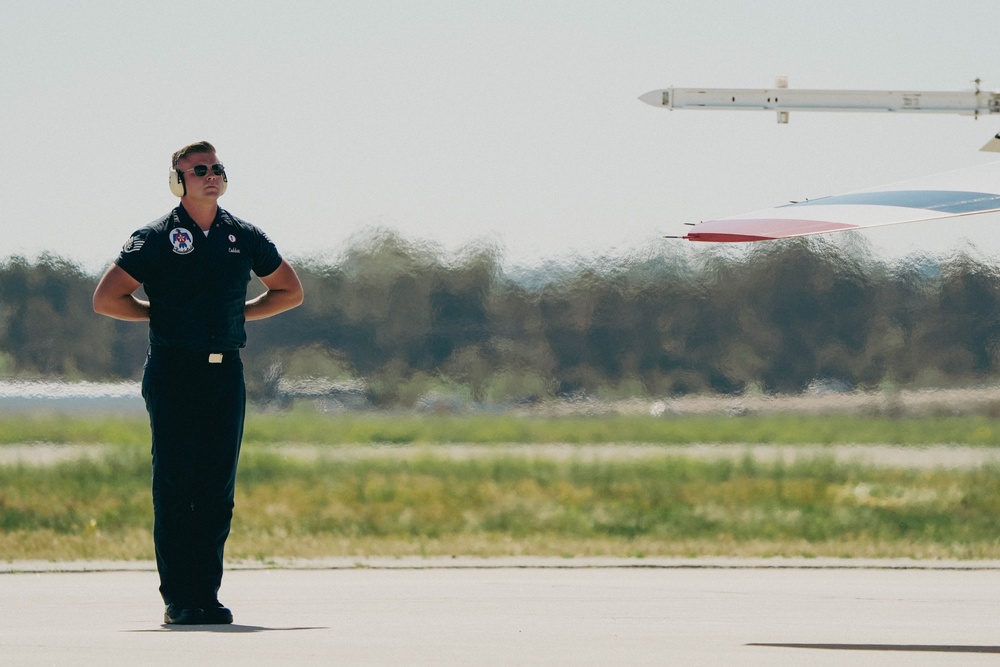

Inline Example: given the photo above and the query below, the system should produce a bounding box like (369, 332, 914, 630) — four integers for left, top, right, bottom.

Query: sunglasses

(181, 163, 226, 177)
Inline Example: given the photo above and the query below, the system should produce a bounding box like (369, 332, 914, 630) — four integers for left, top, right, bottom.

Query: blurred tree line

(2, 233, 999, 405)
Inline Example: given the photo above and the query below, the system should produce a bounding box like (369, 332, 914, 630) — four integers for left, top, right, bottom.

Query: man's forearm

(94, 294, 151, 321)
(244, 289, 302, 321)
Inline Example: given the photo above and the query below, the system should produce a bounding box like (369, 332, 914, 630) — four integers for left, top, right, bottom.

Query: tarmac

(2, 557, 999, 666)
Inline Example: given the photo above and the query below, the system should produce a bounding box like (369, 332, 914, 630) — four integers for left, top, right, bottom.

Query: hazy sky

(5, 0, 1000, 272)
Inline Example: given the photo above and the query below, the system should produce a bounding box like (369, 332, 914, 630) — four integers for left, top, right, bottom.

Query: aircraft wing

(682, 160, 1000, 242)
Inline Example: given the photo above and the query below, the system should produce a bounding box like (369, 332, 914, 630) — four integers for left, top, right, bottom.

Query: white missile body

(638, 86, 1000, 123)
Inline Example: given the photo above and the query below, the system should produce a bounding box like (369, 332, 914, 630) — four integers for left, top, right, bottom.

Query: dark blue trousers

(141, 349, 245, 607)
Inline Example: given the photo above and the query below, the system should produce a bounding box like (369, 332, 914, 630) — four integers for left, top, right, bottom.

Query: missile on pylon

(639, 80, 1000, 124)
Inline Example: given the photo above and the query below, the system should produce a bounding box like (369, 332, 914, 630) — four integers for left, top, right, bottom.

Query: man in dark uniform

(93, 141, 303, 625)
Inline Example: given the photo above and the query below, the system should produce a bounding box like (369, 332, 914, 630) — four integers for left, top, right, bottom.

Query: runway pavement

(1, 558, 998, 666)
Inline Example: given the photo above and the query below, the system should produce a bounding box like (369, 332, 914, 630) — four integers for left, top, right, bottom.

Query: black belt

(148, 345, 241, 364)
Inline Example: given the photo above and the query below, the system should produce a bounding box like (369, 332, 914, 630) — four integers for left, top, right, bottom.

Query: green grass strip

(3, 447, 1000, 561)
(2, 413, 1000, 446)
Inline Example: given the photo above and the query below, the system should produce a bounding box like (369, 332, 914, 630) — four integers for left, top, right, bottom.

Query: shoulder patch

(122, 234, 145, 253)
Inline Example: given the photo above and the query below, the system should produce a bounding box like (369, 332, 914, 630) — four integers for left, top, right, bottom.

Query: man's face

(176, 152, 226, 200)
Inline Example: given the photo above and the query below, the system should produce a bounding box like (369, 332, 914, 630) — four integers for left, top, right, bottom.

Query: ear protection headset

(168, 166, 228, 197)
(168, 168, 186, 197)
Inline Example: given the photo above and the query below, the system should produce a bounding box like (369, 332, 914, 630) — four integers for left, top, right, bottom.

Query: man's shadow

(128, 624, 328, 633)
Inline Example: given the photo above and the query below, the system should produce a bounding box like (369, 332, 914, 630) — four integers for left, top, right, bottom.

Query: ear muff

(168, 169, 186, 197)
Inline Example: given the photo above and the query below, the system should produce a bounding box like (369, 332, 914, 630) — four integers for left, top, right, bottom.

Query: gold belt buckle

(208, 353, 224, 364)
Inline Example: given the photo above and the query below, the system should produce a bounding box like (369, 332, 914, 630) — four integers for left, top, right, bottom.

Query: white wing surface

(682, 161, 1000, 242)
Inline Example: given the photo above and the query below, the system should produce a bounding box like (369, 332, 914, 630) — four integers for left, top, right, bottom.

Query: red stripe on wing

(684, 218, 861, 242)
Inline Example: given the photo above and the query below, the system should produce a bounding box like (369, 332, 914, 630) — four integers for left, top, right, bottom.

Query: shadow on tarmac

(127, 625, 328, 633)
(750, 643, 1000, 654)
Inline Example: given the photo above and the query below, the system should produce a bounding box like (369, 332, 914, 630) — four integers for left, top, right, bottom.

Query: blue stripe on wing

(779, 190, 1000, 214)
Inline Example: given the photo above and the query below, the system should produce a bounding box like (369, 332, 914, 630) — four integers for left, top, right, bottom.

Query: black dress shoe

(200, 600, 234, 625)
(164, 604, 204, 625)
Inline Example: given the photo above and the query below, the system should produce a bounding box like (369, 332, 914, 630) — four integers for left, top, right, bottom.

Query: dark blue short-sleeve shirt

(115, 205, 283, 351)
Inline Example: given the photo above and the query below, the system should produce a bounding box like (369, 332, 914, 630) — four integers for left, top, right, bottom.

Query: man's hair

(171, 141, 217, 167)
